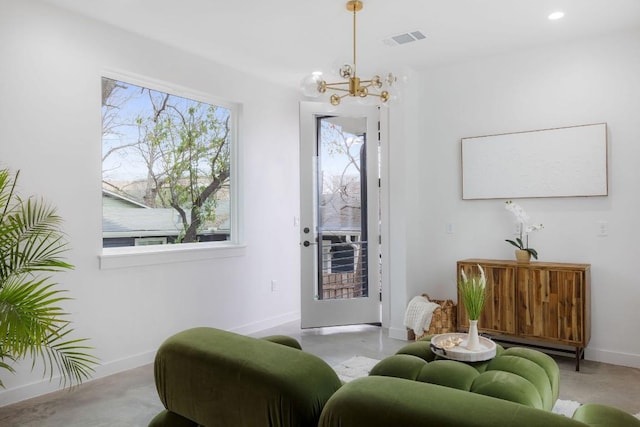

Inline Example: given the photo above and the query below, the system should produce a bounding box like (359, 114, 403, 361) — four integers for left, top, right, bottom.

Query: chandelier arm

(323, 82, 352, 88)
(324, 87, 352, 93)
(359, 81, 376, 87)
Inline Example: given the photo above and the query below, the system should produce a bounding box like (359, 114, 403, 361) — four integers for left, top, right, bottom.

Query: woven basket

(407, 294, 457, 341)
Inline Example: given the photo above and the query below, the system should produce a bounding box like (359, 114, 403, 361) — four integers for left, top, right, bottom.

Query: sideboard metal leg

(575, 347, 584, 371)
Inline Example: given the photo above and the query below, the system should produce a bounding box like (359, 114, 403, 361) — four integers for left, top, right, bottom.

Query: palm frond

(0, 169, 18, 224)
(0, 277, 70, 357)
(42, 327, 98, 387)
(0, 276, 97, 387)
(0, 346, 17, 388)
(0, 168, 97, 388)
(1, 198, 72, 280)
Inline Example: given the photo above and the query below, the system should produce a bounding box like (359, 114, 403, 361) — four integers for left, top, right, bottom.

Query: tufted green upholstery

(485, 353, 554, 409)
(149, 327, 342, 427)
(573, 404, 640, 426)
(502, 346, 560, 402)
(369, 353, 427, 380)
(360, 338, 640, 427)
(393, 339, 438, 362)
(260, 334, 303, 349)
(471, 369, 544, 408)
(318, 376, 640, 427)
(396, 335, 505, 372)
(417, 359, 480, 390)
(382, 339, 556, 411)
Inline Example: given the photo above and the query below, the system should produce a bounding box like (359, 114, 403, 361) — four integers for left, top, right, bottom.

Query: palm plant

(0, 168, 97, 388)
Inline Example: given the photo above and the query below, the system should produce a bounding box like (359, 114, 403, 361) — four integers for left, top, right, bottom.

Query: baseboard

(586, 347, 640, 369)
(229, 311, 301, 336)
(0, 349, 156, 407)
(0, 376, 65, 407)
(388, 326, 409, 341)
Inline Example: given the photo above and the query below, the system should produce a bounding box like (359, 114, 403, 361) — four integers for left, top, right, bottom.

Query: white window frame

(98, 70, 244, 269)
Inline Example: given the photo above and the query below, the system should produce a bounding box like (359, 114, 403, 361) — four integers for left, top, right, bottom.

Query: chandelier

(301, 0, 396, 106)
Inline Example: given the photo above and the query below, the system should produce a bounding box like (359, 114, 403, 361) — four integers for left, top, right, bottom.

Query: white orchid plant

(459, 265, 487, 321)
(504, 200, 543, 259)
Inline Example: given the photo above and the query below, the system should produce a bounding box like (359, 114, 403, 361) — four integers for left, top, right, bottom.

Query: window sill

(99, 242, 246, 270)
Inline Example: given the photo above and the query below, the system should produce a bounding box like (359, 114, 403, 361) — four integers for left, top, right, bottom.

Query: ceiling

(42, 0, 640, 89)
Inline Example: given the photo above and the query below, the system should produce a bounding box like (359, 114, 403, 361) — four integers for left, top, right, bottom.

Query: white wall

(400, 29, 640, 367)
(385, 68, 423, 339)
(0, 1, 301, 405)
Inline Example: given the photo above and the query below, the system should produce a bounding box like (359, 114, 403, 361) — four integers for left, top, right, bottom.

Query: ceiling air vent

(383, 30, 426, 47)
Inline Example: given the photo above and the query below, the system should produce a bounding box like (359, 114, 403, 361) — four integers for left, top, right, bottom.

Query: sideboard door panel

(518, 267, 558, 339)
(517, 267, 587, 346)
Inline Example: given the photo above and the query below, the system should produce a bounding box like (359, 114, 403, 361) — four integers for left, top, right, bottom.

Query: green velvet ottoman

(374, 338, 559, 410)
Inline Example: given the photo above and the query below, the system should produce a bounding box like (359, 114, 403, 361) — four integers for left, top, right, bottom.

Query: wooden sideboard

(457, 259, 591, 371)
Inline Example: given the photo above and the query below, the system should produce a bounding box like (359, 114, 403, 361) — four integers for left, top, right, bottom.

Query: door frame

(299, 101, 389, 329)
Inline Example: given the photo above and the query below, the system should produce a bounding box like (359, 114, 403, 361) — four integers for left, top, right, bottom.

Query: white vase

(466, 319, 481, 351)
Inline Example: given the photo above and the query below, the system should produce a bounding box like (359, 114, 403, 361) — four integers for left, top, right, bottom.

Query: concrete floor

(1, 321, 639, 426)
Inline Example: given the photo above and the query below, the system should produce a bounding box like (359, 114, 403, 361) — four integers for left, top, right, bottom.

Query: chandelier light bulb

(385, 73, 397, 86)
(339, 64, 353, 78)
(300, 73, 323, 98)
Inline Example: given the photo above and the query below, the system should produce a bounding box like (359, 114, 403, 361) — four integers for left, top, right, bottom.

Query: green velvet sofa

(149, 328, 640, 427)
(319, 376, 640, 427)
(319, 337, 640, 427)
(148, 327, 342, 427)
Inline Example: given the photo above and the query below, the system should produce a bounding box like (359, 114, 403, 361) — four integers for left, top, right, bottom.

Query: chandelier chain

(352, 3, 357, 77)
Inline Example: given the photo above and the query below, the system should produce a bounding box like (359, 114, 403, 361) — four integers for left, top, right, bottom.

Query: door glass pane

(317, 116, 368, 300)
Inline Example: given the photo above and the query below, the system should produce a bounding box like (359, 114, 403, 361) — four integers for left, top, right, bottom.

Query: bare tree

(320, 121, 363, 215)
(101, 77, 231, 243)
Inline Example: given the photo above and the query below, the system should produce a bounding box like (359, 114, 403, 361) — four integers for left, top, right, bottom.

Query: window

(101, 76, 236, 249)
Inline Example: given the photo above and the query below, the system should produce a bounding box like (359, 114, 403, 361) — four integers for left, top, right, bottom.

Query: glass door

(299, 102, 380, 328)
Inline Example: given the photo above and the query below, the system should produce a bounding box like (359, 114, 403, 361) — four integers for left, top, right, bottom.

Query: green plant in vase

(458, 265, 487, 351)
(504, 200, 543, 261)
(0, 168, 98, 388)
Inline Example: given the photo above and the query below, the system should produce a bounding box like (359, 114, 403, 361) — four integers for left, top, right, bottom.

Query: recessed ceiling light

(548, 11, 565, 20)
